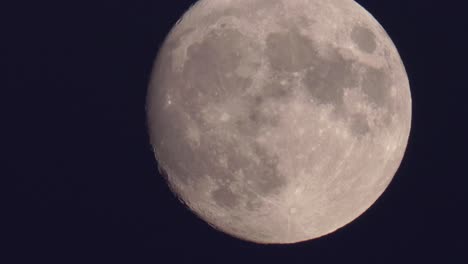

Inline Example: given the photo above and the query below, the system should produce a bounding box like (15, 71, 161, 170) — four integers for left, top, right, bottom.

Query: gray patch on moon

(234, 89, 287, 137)
(251, 145, 286, 195)
(223, 143, 287, 196)
(212, 186, 240, 208)
(303, 48, 357, 111)
(266, 29, 317, 72)
(248, 104, 281, 128)
(350, 113, 371, 136)
(150, 120, 199, 185)
(247, 0, 280, 12)
(351, 26, 377, 53)
(157, 110, 288, 208)
(263, 73, 297, 99)
(207, 141, 287, 210)
(245, 190, 265, 211)
(361, 66, 391, 107)
(187, 0, 281, 30)
(182, 28, 259, 104)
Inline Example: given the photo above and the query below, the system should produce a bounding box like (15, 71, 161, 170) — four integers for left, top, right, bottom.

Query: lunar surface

(147, 0, 411, 244)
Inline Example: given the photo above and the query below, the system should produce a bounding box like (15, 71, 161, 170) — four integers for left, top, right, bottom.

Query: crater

(351, 26, 377, 53)
(266, 29, 317, 72)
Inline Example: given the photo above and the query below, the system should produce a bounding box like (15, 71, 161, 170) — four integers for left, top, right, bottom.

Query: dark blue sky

(4, 0, 466, 263)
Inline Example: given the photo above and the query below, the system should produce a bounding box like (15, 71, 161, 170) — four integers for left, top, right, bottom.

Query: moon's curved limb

(147, 0, 411, 244)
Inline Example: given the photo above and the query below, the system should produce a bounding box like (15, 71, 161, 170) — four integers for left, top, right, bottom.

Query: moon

(146, 0, 411, 244)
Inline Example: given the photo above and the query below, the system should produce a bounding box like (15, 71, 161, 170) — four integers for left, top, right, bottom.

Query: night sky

(4, 0, 467, 263)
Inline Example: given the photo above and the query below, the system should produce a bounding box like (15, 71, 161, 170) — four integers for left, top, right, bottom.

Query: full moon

(146, 0, 411, 244)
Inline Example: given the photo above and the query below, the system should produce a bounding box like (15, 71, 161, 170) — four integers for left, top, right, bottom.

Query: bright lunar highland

(147, 0, 411, 244)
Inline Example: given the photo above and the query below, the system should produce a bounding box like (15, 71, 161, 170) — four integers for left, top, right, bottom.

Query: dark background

(4, 0, 467, 263)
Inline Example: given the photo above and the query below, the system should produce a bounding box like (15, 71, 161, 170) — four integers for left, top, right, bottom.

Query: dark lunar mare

(149, 26, 290, 211)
